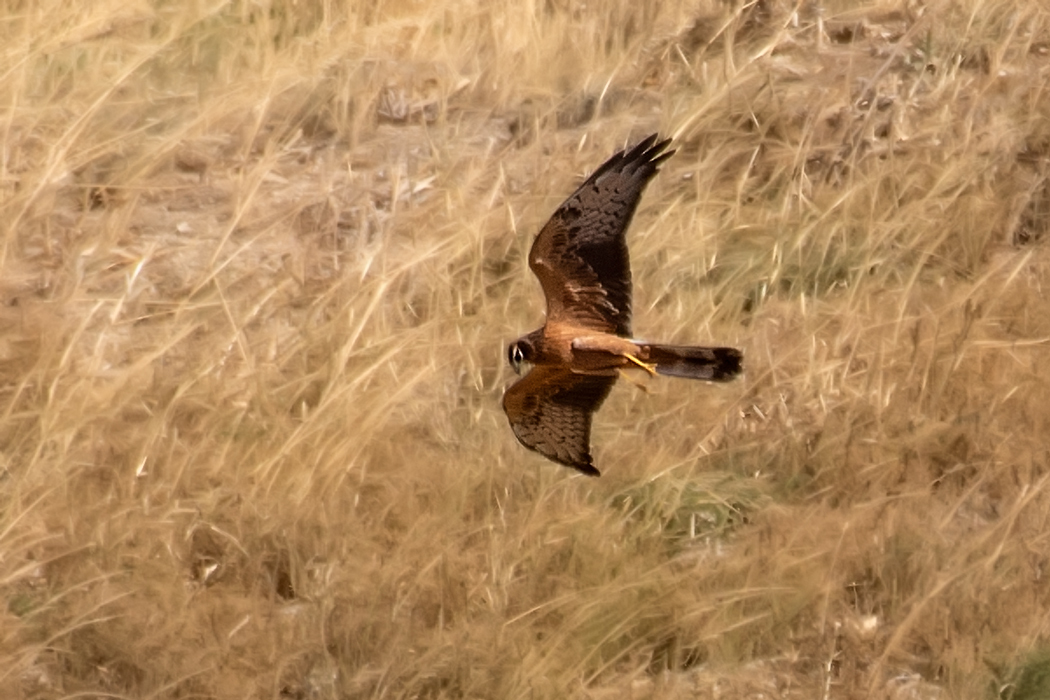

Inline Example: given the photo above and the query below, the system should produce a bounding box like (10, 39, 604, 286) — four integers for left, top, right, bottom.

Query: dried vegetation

(3, 0, 1050, 698)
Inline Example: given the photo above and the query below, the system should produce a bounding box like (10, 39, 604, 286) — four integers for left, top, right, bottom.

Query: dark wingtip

(554, 452, 601, 476)
(588, 133, 675, 182)
(623, 133, 675, 170)
(572, 461, 601, 477)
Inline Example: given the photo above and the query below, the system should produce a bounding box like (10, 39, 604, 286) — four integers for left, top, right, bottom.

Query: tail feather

(641, 344, 743, 381)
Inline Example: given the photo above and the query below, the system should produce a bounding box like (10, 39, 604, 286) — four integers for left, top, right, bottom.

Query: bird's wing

(528, 134, 674, 337)
(502, 367, 617, 476)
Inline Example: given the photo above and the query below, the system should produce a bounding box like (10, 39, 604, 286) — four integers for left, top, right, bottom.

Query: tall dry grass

(3, 0, 1050, 697)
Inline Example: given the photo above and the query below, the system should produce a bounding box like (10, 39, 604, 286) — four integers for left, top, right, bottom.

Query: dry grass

(3, 0, 1050, 697)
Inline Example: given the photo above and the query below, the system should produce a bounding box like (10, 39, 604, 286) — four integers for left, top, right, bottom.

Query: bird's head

(507, 336, 536, 375)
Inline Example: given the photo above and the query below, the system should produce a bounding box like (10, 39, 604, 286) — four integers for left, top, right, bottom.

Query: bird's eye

(510, 344, 525, 365)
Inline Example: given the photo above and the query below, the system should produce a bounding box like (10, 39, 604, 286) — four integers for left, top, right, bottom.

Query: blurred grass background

(3, 0, 1050, 697)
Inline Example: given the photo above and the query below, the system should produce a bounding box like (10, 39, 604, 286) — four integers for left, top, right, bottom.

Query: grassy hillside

(3, 0, 1050, 697)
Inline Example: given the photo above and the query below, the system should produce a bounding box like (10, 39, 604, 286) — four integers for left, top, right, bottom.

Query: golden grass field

(4, 0, 1050, 697)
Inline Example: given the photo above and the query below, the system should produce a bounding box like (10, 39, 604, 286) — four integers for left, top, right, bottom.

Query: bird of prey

(502, 134, 743, 476)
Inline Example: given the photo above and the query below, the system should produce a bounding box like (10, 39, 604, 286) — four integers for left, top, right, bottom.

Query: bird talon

(624, 353, 658, 376)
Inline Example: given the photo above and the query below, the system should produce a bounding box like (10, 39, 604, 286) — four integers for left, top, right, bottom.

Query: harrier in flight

(502, 134, 743, 476)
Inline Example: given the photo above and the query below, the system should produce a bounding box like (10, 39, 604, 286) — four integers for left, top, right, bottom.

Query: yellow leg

(623, 353, 658, 376)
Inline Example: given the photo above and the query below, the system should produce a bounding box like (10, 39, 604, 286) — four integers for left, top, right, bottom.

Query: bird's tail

(640, 344, 743, 381)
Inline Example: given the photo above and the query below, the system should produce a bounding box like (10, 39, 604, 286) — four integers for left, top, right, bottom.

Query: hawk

(502, 134, 743, 476)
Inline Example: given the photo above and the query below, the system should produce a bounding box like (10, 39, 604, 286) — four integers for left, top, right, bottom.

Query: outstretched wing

(528, 134, 675, 337)
(502, 367, 617, 476)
